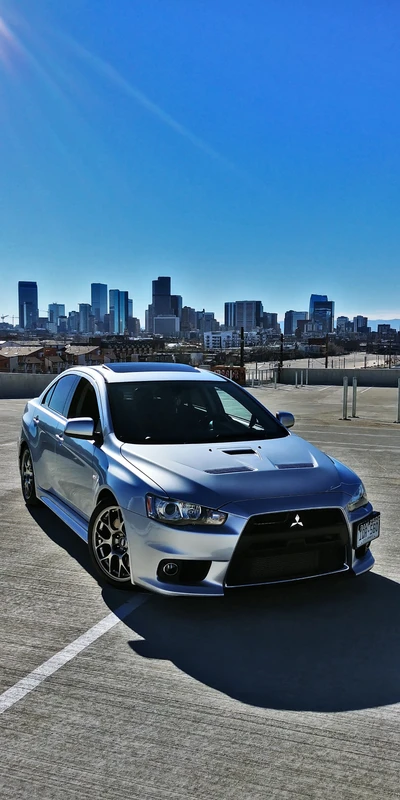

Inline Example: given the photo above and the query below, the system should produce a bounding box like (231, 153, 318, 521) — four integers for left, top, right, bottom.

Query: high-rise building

(91, 284, 108, 323)
(196, 310, 218, 334)
(181, 306, 196, 333)
(353, 316, 368, 335)
(128, 298, 133, 319)
(224, 302, 237, 329)
(79, 304, 92, 334)
(171, 294, 182, 319)
(313, 300, 335, 333)
(48, 303, 65, 333)
(284, 310, 308, 335)
(18, 281, 38, 329)
(152, 276, 171, 316)
(336, 316, 351, 334)
(309, 294, 328, 318)
(109, 289, 129, 335)
(68, 311, 79, 333)
(262, 312, 279, 331)
(235, 301, 263, 331)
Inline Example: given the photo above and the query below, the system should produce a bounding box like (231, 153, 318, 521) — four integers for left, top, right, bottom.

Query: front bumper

(122, 493, 376, 596)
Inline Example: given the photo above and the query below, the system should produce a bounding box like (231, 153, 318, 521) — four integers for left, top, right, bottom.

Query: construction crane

(1, 315, 9, 322)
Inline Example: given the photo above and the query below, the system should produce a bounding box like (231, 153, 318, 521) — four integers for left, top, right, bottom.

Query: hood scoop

(223, 448, 257, 456)
(277, 463, 314, 470)
(205, 466, 255, 475)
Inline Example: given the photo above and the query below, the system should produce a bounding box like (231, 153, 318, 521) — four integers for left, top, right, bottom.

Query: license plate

(355, 514, 380, 547)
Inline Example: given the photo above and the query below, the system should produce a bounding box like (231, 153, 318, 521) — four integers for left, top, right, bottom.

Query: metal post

(240, 327, 244, 368)
(397, 378, 400, 423)
(342, 377, 349, 420)
(295, 371, 298, 388)
(305, 369, 309, 385)
(352, 377, 357, 418)
(274, 369, 277, 389)
(255, 362, 258, 380)
(300, 370, 303, 387)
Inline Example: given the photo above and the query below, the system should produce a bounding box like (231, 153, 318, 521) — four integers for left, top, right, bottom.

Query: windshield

(107, 379, 288, 444)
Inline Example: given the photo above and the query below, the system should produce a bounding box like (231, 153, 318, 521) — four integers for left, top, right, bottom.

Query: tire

(88, 499, 134, 589)
(20, 446, 41, 507)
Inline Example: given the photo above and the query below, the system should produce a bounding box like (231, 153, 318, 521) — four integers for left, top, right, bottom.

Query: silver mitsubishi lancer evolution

(19, 363, 380, 595)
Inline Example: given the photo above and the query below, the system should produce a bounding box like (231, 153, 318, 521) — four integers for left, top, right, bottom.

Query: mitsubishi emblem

(290, 514, 303, 528)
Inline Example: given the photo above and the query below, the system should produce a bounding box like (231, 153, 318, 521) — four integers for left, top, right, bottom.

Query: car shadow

(30, 505, 400, 713)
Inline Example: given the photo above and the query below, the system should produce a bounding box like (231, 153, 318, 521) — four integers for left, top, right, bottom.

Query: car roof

(78, 363, 227, 384)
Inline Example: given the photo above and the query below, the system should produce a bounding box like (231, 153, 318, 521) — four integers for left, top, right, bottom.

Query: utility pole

(240, 327, 244, 367)
(325, 334, 329, 368)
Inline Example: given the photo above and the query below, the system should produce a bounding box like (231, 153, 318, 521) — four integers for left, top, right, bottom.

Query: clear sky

(0, 0, 399, 325)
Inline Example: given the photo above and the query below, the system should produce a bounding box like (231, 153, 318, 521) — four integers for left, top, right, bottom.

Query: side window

(47, 375, 79, 417)
(67, 378, 101, 427)
(42, 383, 57, 407)
(215, 387, 252, 423)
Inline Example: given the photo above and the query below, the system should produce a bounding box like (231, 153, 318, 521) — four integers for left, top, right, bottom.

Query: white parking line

(0, 593, 147, 715)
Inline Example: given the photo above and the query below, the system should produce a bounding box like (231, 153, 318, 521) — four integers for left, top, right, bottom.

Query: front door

(54, 377, 102, 520)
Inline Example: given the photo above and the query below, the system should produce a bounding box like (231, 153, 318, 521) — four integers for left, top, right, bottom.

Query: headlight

(146, 494, 227, 526)
(347, 483, 368, 512)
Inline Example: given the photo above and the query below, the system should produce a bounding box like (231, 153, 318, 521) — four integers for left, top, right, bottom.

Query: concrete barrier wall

(0, 373, 54, 399)
(281, 367, 400, 388)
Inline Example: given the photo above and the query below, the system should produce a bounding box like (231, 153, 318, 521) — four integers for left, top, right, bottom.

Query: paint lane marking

(0, 593, 147, 715)
(307, 440, 400, 453)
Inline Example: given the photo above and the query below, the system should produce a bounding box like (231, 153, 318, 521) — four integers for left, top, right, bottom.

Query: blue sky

(0, 0, 399, 325)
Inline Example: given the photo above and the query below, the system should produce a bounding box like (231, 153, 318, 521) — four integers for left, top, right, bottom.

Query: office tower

(68, 311, 79, 333)
(181, 306, 196, 332)
(152, 276, 172, 316)
(48, 303, 66, 332)
(313, 300, 335, 333)
(284, 310, 308, 335)
(336, 316, 350, 334)
(196, 310, 218, 334)
(235, 301, 263, 331)
(18, 281, 38, 329)
(79, 303, 92, 334)
(262, 312, 279, 331)
(91, 284, 108, 323)
(224, 302, 236, 328)
(309, 294, 328, 319)
(128, 298, 133, 318)
(171, 295, 182, 319)
(109, 289, 129, 335)
(353, 316, 368, 334)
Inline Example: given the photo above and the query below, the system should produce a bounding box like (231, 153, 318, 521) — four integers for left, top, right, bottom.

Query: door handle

(55, 433, 64, 442)
(33, 416, 40, 426)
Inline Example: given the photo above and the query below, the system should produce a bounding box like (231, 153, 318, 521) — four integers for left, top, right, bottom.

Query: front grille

(225, 508, 349, 587)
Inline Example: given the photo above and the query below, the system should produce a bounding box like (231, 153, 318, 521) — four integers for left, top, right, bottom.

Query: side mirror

(276, 411, 295, 429)
(64, 417, 95, 440)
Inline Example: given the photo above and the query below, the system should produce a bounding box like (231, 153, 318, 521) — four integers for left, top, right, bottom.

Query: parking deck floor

(1, 391, 400, 799)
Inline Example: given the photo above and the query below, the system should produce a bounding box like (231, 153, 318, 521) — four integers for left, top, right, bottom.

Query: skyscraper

(18, 281, 38, 329)
(171, 294, 182, 319)
(309, 294, 328, 318)
(109, 289, 129, 334)
(48, 303, 66, 332)
(235, 301, 263, 331)
(79, 304, 92, 334)
(224, 302, 236, 328)
(313, 300, 335, 333)
(91, 284, 108, 323)
(284, 310, 308, 335)
(152, 276, 171, 316)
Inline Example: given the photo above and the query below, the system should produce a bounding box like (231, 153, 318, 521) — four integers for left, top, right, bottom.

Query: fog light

(163, 562, 179, 577)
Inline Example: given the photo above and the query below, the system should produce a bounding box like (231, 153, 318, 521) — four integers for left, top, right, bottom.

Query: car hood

(121, 434, 345, 509)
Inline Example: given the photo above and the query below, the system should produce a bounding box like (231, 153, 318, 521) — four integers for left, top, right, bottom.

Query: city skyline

(0, 2, 399, 326)
(5, 277, 400, 334)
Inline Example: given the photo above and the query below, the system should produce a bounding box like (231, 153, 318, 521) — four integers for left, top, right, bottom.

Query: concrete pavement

(1, 393, 400, 799)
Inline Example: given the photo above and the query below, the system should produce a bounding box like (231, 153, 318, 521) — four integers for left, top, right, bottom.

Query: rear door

(31, 374, 80, 493)
(54, 377, 103, 520)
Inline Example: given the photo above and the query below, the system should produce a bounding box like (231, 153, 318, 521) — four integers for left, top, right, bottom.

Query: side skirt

(39, 492, 89, 543)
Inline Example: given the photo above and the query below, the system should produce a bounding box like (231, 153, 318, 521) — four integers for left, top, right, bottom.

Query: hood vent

(277, 463, 314, 470)
(205, 466, 255, 475)
(223, 449, 257, 456)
